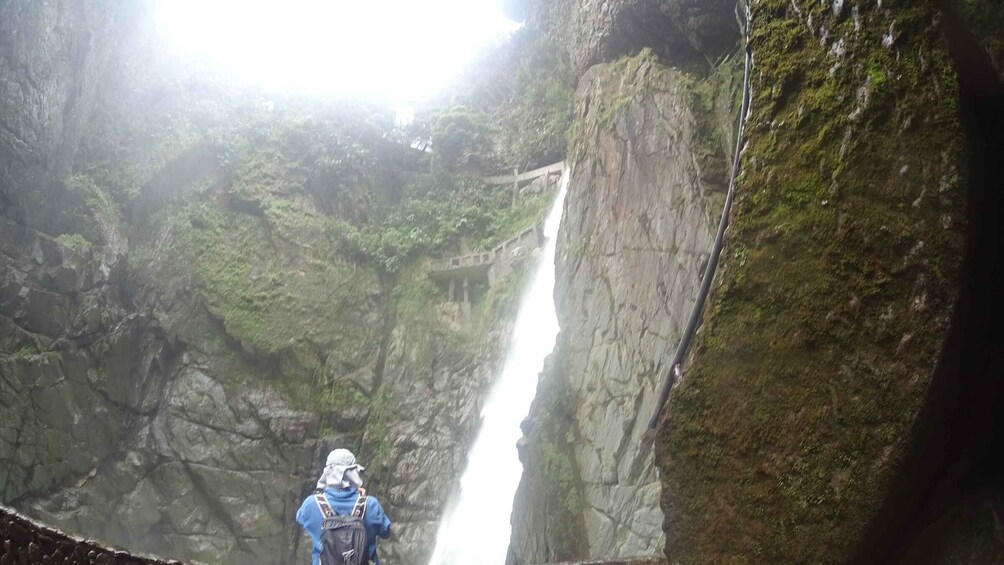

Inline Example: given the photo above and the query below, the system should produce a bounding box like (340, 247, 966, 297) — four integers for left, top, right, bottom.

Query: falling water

(428, 167, 570, 565)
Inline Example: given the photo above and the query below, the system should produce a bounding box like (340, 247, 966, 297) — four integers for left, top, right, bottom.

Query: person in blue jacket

(296, 448, 392, 565)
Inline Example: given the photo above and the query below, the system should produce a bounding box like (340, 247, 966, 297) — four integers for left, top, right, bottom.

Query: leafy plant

(431, 106, 494, 170)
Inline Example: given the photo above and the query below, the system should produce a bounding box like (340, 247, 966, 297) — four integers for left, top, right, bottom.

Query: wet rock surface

(0, 218, 319, 563)
(0, 3, 517, 564)
(656, 0, 973, 562)
(525, 0, 739, 74)
(0, 0, 137, 234)
(508, 50, 739, 564)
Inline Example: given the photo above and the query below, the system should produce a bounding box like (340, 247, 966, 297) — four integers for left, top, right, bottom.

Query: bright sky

(155, 0, 521, 105)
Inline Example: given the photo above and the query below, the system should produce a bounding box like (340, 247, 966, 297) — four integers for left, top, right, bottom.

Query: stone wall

(1, 505, 180, 565)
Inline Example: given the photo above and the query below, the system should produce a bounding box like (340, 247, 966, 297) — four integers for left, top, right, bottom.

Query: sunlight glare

(155, 0, 521, 102)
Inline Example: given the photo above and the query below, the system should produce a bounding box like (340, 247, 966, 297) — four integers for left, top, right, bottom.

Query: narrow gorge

(3, 0, 1003, 564)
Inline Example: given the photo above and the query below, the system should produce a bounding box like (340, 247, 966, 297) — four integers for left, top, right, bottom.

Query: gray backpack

(313, 492, 369, 565)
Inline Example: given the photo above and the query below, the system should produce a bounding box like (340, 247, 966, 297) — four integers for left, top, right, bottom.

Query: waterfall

(428, 167, 570, 565)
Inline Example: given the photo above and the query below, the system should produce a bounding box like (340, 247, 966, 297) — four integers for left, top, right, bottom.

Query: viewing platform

(428, 161, 563, 307)
(429, 221, 545, 303)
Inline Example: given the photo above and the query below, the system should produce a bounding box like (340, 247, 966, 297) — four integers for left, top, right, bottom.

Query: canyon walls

(0, 2, 535, 563)
(3, 1, 1002, 564)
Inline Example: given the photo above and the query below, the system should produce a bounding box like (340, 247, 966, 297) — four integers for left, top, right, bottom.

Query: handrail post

(511, 167, 519, 208)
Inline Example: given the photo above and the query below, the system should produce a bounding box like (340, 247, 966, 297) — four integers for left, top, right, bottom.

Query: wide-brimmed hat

(316, 448, 365, 490)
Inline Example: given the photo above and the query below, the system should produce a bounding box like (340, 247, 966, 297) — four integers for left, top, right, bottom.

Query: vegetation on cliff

(445, 28, 576, 170)
(657, 0, 968, 562)
(1, 8, 556, 558)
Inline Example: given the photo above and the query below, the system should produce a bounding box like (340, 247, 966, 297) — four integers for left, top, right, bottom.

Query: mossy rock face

(656, 0, 967, 562)
(507, 337, 589, 565)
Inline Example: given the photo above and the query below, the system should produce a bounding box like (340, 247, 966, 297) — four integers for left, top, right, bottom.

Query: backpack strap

(351, 493, 368, 519)
(314, 492, 338, 519)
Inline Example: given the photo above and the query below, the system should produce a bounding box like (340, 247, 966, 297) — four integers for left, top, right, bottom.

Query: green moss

(145, 200, 375, 358)
(8, 342, 41, 359)
(480, 191, 551, 250)
(392, 264, 441, 324)
(363, 387, 391, 465)
(324, 172, 549, 274)
(538, 427, 584, 518)
(55, 233, 92, 250)
(76, 176, 119, 224)
(658, 0, 968, 562)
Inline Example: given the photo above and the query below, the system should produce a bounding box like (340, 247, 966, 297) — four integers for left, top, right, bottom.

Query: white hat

(316, 448, 365, 490)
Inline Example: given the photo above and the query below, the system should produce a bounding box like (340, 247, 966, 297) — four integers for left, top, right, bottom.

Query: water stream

(428, 167, 569, 565)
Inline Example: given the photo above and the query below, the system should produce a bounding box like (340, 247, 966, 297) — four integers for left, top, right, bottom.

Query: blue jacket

(296, 487, 391, 565)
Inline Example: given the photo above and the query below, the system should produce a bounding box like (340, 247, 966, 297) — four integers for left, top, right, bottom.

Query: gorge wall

(508, 0, 1003, 564)
(507, 2, 741, 563)
(656, 0, 1004, 562)
(3, 0, 1003, 564)
(1, 2, 542, 563)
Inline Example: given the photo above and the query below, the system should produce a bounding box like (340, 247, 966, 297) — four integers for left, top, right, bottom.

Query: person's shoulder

(297, 493, 322, 525)
(364, 493, 383, 507)
(299, 492, 319, 508)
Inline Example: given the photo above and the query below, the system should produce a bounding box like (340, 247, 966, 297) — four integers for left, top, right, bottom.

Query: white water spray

(428, 168, 569, 565)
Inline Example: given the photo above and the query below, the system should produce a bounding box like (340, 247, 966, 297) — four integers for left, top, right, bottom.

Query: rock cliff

(655, 0, 999, 563)
(0, 2, 537, 563)
(3, 0, 1002, 564)
(509, 0, 1002, 563)
(507, 1, 742, 562)
(509, 44, 742, 565)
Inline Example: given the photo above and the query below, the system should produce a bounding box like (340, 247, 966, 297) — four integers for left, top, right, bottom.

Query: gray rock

(509, 50, 735, 564)
(0, 0, 139, 234)
(526, 0, 739, 74)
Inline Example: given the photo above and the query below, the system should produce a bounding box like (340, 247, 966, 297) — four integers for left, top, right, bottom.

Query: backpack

(314, 491, 369, 565)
